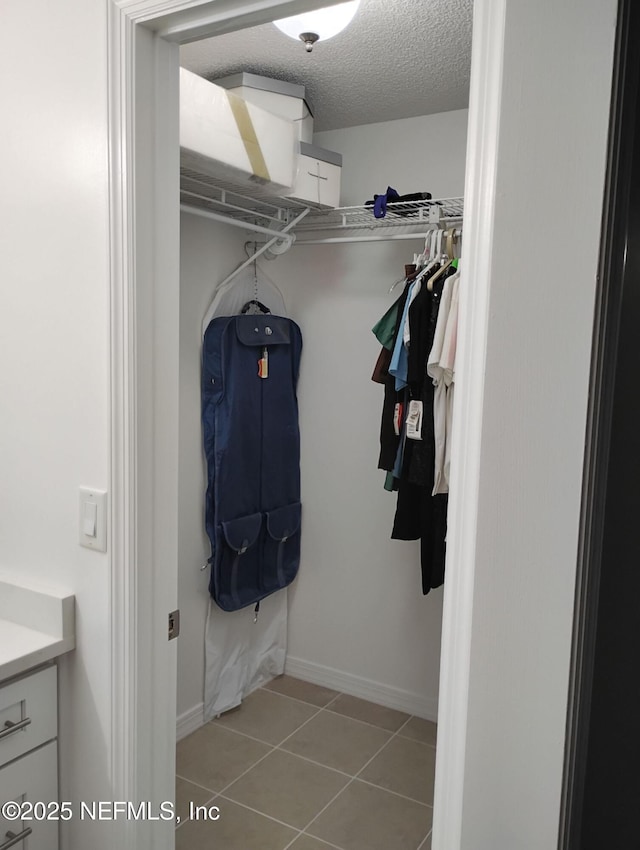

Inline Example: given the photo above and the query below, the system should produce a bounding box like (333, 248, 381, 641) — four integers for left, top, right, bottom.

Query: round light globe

(274, 1, 361, 50)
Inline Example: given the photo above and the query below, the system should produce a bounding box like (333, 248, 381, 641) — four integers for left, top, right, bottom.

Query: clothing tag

(406, 399, 423, 440)
(258, 346, 269, 379)
(393, 402, 404, 436)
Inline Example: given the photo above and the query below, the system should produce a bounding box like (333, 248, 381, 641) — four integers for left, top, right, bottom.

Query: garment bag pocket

(262, 502, 302, 592)
(214, 511, 263, 610)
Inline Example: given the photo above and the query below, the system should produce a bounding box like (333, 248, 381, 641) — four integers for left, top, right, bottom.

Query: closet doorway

(106, 1, 616, 849)
(174, 5, 470, 848)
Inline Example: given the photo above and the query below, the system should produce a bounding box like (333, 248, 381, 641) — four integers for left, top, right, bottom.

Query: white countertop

(0, 574, 75, 682)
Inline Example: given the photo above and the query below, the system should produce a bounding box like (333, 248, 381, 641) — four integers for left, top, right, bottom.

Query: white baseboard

(176, 662, 438, 739)
(176, 702, 205, 741)
(284, 656, 438, 722)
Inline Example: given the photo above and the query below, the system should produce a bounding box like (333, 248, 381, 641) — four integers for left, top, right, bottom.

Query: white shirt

(427, 272, 456, 495)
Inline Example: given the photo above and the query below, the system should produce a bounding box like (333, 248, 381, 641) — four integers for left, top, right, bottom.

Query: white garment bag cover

(203, 263, 289, 718)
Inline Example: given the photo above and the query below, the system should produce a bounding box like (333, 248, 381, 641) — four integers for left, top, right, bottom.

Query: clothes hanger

(240, 299, 271, 314)
(427, 228, 456, 292)
(445, 227, 455, 261)
(389, 273, 409, 294)
(412, 230, 441, 288)
(415, 229, 434, 267)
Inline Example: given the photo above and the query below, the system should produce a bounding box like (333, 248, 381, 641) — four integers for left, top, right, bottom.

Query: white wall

(315, 109, 469, 205)
(274, 110, 468, 716)
(451, 1, 617, 848)
(177, 214, 247, 718)
(0, 2, 112, 848)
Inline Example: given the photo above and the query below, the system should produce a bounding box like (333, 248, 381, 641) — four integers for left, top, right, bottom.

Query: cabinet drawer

(0, 668, 56, 768)
(0, 740, 58, 850)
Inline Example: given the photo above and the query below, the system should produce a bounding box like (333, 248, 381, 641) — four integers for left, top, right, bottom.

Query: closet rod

(293, 228, 463, 246)
(181, 203, 298, 242)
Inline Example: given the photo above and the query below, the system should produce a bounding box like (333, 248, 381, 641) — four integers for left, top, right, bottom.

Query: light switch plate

(79, 488, 107, 552)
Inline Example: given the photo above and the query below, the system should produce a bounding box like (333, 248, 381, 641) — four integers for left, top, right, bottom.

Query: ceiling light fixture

(273, 1, 361, 53)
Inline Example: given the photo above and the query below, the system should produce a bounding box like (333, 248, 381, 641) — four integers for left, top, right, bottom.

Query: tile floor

(176, 676, 436, 850)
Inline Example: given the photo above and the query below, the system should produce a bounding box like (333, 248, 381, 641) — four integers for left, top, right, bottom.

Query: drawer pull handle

(0, 718, 32, 741)
(1, 828, 33, 849)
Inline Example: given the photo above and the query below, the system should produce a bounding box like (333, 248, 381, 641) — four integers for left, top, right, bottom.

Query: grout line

(352, 713, 414, 780)
(302, 838, 347, 850)
(319, 692, 342, 711)
(216, 793, 305, 833)
(215, 698, 332, 798)
(397, 736, 437, 752)
(417, 828, 433, 849)
(213, 743, 277, 798)
(175, 773, 218, 797)
(210, 691, 343, 750)
(394, 714, 414, 735)
(261, 684, 343, 711)
(323, 706, 416, 734)
(275, 693, 341, 747)
(174, 785, 217, 832)
(272, 748, 354, 780)
(354, 777, 433, 808)
(206, 723, 285, 748)
(302, 712, 430, 838)
(297, 716, 409, 839)
(396, 719, 438, 750)
(282, 830, 347, 850)
(181, 686, 436, 843)
(298, 778, 353, 836)
(270, 744, 433, 808)
(280, 830, 304, 850)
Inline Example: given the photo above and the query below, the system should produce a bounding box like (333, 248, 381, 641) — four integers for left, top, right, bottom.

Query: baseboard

(284, 656, 438, 722)
(176, 702, 205, 741)
(176, 663, 438, 739)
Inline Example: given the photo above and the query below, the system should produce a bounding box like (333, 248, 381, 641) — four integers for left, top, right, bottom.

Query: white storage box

(180, 68, 297, 194)
(288, 142, 342, 209)
(214, 72, 314, 143)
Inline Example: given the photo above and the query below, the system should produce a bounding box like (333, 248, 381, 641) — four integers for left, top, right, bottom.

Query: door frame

(106, 1, 503, 846)
(559, 0, 640, 844)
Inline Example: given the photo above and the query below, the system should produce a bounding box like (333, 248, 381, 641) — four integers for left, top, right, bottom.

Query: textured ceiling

(180, 0, 473, 132)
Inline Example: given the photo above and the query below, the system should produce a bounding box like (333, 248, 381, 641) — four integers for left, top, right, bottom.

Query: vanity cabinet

(0, 666, 59, 849)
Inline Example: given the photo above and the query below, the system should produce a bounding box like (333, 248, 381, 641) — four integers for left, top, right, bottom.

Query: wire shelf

(180, 167, 326, 228)
(180, 164, 463, 241)
(296, 197, 464, 233)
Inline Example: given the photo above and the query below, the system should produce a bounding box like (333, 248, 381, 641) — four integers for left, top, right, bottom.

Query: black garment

(408, 270, 457, 486)
(389, 266, 455, 594)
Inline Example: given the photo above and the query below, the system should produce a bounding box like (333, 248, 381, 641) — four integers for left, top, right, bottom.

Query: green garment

(384, 471, 398, 492)
(372, 298, 401, 350)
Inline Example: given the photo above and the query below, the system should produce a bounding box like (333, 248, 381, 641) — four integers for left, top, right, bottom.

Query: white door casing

(107, 1, 499, 847)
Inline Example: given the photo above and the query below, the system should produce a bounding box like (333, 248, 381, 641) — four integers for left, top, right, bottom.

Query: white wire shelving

(180, 166, 464, 246)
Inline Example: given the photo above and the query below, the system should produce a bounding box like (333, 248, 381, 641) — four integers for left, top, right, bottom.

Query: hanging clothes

(392, 268, 452, 594)
(376, 280, 414, 473)
(372, 245, 460, 596)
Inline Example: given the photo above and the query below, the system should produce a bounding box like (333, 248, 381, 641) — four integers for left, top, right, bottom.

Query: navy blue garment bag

(202, 302, 303, 611)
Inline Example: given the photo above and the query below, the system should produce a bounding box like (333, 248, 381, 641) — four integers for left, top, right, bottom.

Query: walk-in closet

(173, 4, 471, 848)
(0, 0, 620, 847)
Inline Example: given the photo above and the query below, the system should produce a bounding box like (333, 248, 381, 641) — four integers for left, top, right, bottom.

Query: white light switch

(79, 488, 107, 552)
(83, 501, 97, 537)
